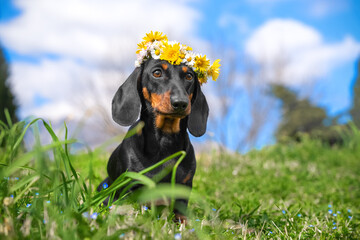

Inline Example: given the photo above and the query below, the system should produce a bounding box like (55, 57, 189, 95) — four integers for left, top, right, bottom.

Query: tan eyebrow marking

(162, 63, 168, 70)
(182, 66, 188, 73)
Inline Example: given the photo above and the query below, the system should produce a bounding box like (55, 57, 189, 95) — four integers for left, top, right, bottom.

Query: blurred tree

(0, 46, 18, 124)
(271, 84, 326, 140)
(270, 84, 344, 144)
(350, 57, 360, 128)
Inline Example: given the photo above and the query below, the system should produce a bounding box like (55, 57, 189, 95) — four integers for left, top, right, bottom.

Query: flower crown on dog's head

(135, 31, 221, 85)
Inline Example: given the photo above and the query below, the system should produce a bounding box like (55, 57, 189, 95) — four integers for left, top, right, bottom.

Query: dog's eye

(153, 70, 162, 78)
(185, 73, 193, 81)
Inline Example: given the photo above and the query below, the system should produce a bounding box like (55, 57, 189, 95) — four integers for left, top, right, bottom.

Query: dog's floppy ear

(112, 67, 142, 126)
(188, 83, 209, 137)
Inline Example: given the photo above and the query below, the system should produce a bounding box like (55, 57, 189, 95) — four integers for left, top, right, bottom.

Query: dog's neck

(139, 108, 189, 156)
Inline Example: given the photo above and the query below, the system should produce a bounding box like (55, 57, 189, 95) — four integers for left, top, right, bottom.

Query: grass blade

(134, 184, 192, 203)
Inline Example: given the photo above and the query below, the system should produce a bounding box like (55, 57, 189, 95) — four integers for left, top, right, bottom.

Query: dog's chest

(129, 154, 182, 181)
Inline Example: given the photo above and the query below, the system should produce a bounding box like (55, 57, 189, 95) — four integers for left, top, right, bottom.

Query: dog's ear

(112, 67, 142, 126)
(188, 83, 209, 137)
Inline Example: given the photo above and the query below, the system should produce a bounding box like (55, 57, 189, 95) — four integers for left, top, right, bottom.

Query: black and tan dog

(97, 58, 209, 220)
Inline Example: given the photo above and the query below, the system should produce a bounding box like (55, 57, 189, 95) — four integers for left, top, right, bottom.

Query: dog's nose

(171, 97, 188, 111)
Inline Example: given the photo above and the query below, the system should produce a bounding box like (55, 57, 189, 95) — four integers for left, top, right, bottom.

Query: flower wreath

(135, 31, 220, 85)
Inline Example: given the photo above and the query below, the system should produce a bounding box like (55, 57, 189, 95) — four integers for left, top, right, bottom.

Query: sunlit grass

(0, 112, 359, 239)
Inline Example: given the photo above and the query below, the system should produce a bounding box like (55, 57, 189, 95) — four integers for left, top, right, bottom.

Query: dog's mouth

(153, 110, 190, 134)
(154, 110, 189, 119)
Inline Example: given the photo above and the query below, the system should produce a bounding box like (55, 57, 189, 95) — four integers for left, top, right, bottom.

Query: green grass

(0, 115, 359, 239)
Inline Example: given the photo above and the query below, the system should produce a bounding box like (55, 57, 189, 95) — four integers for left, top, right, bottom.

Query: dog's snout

(171, 97, 188, 111)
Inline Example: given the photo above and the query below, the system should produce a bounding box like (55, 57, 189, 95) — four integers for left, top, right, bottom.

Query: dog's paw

(174, 213, 187, 225)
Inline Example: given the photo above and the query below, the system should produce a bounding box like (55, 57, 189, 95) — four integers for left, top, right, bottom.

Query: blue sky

(194, 0, 360, 113)
(0, 0, 359, 150)
(196, 0, 360, 40)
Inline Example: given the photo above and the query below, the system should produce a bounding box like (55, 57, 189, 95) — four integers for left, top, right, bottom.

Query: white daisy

(145, 42, 152, 50)
(139, 49, 148, 59)
(150, 48, 161, 59)
(167, 40, 179, 46)
(184, 51, 196, 67)
(135, 49, 148, 67)
(179, 44, 190, 52)
(149, 41, 162, 59)
(135, 60, 141, 67)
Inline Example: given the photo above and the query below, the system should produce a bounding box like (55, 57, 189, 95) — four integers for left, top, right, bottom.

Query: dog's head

(112, 58, 209, 137)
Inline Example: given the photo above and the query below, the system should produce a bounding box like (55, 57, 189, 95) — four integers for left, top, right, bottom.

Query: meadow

(0, 116, 359, 239)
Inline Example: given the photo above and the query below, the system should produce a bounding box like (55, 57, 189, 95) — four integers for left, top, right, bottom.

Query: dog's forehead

(144, 59, 191, 73)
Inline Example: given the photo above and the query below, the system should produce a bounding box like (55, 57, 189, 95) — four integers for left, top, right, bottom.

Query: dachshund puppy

(98, 58, 209, 220)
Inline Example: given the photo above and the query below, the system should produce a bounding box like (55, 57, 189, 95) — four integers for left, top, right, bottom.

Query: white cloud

(10, 59, 118, 120)
(0, 0, 206, 65)
(0, 0, 207, 123)
(245, 18, 360, 85)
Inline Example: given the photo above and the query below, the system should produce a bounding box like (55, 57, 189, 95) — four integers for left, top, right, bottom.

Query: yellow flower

(198, 76, 207, 85)
(143, 31, 168, 43)
(181, 44, 192, 51)
(194, 55, 210, 72)
(207, 59, 221, 81)
(136, 41, 147, 54)
(196, 71, 207, 85)
(160, 42, 181, 65)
